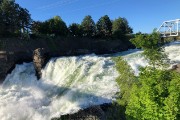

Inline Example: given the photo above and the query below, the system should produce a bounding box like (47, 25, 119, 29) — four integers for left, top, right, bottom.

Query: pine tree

(112, 17, 133, 36)
(81, 15, 96, 37)
(68, 23, 82, 37)
(96, 15, 112, 37)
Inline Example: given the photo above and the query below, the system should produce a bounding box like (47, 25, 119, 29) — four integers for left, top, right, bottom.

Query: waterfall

(1, 41, 180, 120)
(0, 55, 119, 120)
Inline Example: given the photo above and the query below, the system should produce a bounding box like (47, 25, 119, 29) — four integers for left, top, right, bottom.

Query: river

(0, 41, 180, 120)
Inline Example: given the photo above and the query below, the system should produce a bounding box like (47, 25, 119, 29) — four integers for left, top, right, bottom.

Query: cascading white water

(1, 41, 180, 120)
(113, 49, 149, 76)
(164, 41, 180, 64)
(0, 55, 119, 120)
(116, 41, 180, 75)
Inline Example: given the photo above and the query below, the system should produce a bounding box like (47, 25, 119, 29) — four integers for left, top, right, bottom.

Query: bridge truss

(157, 19, 180, 37)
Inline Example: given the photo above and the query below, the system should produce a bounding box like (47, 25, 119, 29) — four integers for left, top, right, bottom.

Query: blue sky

(16, 0, 180, 33)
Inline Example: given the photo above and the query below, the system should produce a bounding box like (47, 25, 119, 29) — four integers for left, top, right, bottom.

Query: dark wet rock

(172, 64, 178, 70)
(171, 64, 180, 73)
(33, 48, 50, 79)
(0, 51, 32, 83)
(52, 104, 112, 120)
(0, 51, 7, 83)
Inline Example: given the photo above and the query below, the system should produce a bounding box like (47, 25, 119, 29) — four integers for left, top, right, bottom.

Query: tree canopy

(68, 23, 82, 37)
(31, 16, 68, 36)
(130, 31, 168, 67)
(0, 0, 32, 37)
(0, 0, 134, 40)
(112, 17, 133, 38)
(96, 15, 112, 37)
(109, 31, 180, 120)
(126, 68, 180, 120)
(126, 32, 179, 119)
(81, 15, 96, 37)
(48, 16, 68, 36)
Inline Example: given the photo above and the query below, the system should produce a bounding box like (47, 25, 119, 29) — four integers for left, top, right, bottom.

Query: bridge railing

(157, 19, 180, 37)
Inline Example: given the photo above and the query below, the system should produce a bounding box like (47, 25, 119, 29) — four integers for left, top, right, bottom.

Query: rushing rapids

(0, 41, 180, 120)
(0, 55, 119, 120)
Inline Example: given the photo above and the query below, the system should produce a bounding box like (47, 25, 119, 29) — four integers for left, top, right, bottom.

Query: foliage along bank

(109, 32, 180, 120)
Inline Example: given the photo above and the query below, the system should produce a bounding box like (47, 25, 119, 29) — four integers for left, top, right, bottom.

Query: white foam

(113, 41, 180, 75)
(113, 49, 149, 76)
(0, 55, 119, 120)
(1, 41, 180, 120)
(164, 41, 180, 64)
(122, 50, 148, 75)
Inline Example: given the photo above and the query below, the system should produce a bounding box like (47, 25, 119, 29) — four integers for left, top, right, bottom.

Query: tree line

(31, 15, 133, 38)
(0, 0, 133, 39)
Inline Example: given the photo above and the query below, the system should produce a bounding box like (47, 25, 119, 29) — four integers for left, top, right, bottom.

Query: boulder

(33, 48, 49, 79)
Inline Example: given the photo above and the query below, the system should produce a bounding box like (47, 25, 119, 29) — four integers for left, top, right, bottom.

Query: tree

(31, 21, 42, 34)
(31, 16, 68, 36)
(125, 31, 180, 120)
(81, 15, 96, 37)
(0, 0, 32, 37)
(31, 21, 49, 35)
(96, 15, 112, 37)
(0, 2, 3, 35)
(130, 31, 168, 67)
(48, 16, 68, 36)
(68, 23, 82, 37)
(112, 17, 133, 36)
(126, 68, 180, 120)
(18, 7, 32, 34)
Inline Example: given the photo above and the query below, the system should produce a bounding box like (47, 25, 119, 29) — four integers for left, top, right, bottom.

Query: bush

(126, 68, 180, 120)
(105, 57, 137, 120)
(130, 31, 168, 67)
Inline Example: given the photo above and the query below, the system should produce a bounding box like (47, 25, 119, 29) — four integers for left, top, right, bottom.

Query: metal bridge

(157, 19, 180, 37)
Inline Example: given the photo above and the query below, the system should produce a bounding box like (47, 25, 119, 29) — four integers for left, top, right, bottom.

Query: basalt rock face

(33, 48, 50, 79)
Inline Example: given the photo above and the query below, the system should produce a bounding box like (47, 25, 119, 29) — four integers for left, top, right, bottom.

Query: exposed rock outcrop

(33, 48, 49, 79)
(54, 104, 112, 120)
(171, 64, 180, 73)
